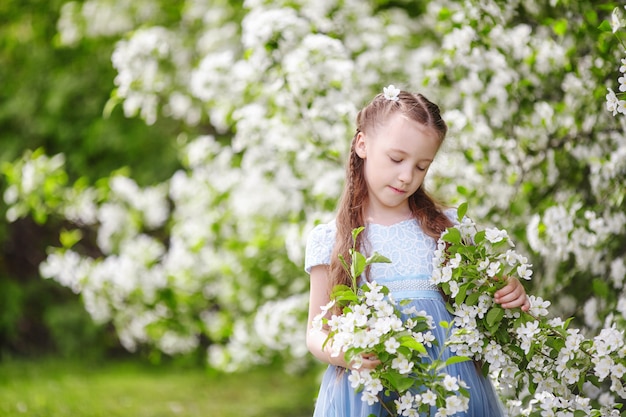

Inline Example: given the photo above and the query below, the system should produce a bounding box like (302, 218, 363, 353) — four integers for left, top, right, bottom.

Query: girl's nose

(398, 166, 413, 183)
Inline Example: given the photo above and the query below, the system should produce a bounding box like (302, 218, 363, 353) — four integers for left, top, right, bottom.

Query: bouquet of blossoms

(312, 227, 471, 416)
(432, 203, 626, 416)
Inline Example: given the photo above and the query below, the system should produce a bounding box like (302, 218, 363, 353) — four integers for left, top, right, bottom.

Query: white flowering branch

(313, 227, 471, 416)
(432, 203, 626, 416)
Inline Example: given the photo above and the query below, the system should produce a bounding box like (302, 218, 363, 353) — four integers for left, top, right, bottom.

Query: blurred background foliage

(0, 0, 189, 360)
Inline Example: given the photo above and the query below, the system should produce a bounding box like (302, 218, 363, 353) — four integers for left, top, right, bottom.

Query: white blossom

(384, 337, 400, 354)
(485, 227, 508, 243)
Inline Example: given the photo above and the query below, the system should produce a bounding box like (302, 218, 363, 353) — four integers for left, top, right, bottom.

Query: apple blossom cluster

(2, 149, 67, 224)
(314, 275, 469, 415)
(606, 87, 626, 117)
(307, 226, 471, 415)
(432, 207, 626, 415)
(57, 0, 159, 45)
(424, 2, 626, 377)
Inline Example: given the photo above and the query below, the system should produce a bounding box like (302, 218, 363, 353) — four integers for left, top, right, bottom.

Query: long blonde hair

(329, 90, 453, 289)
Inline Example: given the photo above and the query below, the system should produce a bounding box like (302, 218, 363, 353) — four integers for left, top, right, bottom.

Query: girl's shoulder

(442, 207, 459, 224)
(304, 220, 336, 273)
(306, 220, 337, 246)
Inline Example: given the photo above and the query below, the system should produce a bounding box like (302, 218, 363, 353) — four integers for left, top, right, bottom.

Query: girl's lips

(389, 186, 406, 194)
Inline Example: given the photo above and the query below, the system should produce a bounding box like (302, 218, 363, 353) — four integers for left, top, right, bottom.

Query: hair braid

(329, 133, 368, 292)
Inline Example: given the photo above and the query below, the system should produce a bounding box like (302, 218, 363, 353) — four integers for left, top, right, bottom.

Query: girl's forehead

(373, 114, 436, 138)
(368, 115, 441, 154)
(371, 112, 424, 130)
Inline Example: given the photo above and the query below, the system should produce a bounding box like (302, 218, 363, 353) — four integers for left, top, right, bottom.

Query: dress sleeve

(304, 222, 336, 274)
(443, 207, 460, 225)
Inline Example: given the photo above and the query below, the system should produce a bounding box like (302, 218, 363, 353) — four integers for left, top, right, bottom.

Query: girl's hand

(350, 353, 381, 370)
(494, 277, 530, 311)
(332, 352, 381, 370)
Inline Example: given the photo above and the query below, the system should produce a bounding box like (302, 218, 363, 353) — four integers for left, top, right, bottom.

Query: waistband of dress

(368, 274, 442, 300)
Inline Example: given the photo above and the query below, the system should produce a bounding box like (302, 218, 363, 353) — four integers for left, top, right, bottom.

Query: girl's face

(355, 112, 441, 222)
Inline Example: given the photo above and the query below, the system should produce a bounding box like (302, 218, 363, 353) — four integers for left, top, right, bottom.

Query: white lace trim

(383, 279, 438, 293)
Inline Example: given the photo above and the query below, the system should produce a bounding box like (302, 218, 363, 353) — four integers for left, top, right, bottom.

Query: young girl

(305, 86, 529, 416)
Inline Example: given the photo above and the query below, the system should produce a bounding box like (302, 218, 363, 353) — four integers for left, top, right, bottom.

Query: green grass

(0, 358, 319, 417)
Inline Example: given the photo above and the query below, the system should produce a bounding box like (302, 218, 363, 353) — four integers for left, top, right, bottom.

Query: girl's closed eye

(390, 157, 402, 163)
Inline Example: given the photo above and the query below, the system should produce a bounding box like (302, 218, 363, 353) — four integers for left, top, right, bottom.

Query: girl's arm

(494, 277, 530, 311)
(306, 265, 340, 365)
(306, 265, 380, 369)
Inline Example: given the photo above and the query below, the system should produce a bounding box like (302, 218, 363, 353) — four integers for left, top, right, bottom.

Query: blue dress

(305, 217, 504, 417)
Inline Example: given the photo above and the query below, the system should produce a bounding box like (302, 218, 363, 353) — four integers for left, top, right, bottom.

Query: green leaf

(366, 252, 392, 265)
(351, 226, 365, 243)
(481, 361, 490, 377)
(457, 202, 468, 222)
(592, 278, 609, 298)
(445, 302, 455, 315)
(563, 316, 574, 330)
(577, 372, 585, 394)
(351, 250, 366, 279)
(330, 284, 353, 295)
(465, 291, 480, 306)
(384, 371, 414, 392)
(377, 351, 390, 363)
(508, 344, 525, 361)
(440, 282, 450, 296)
(445, 355, 471, 366)
(458, 386, 470, 399)
(442, 227, 461, 244)
(473, 230, 485, 244)
(495, 327, 510, 344)
(454, 284, 468, 305)
(396, 377, 414, 392)
(598, 19, 613, 32)
(546, 335, 565, 354)
(528, 379, 537, 395)
(334, 291, 359, 303)
(486, 307, 504, 328)
(330, 285, 358, 303)
(396, 346, 411, 358)
(59, 228, 83, 249)
(552, 18, 567, 36)
(398, 336, 426, 354)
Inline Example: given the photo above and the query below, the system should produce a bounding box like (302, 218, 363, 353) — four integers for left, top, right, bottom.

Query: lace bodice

(303, 219, 434, 277)
(305, 210, 457, 287)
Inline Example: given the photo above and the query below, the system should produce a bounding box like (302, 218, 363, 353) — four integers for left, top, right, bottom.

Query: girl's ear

(355, 132, 367, 159)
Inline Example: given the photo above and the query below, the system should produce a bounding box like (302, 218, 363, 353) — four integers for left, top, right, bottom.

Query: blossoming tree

(3, 0, 626, 404)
